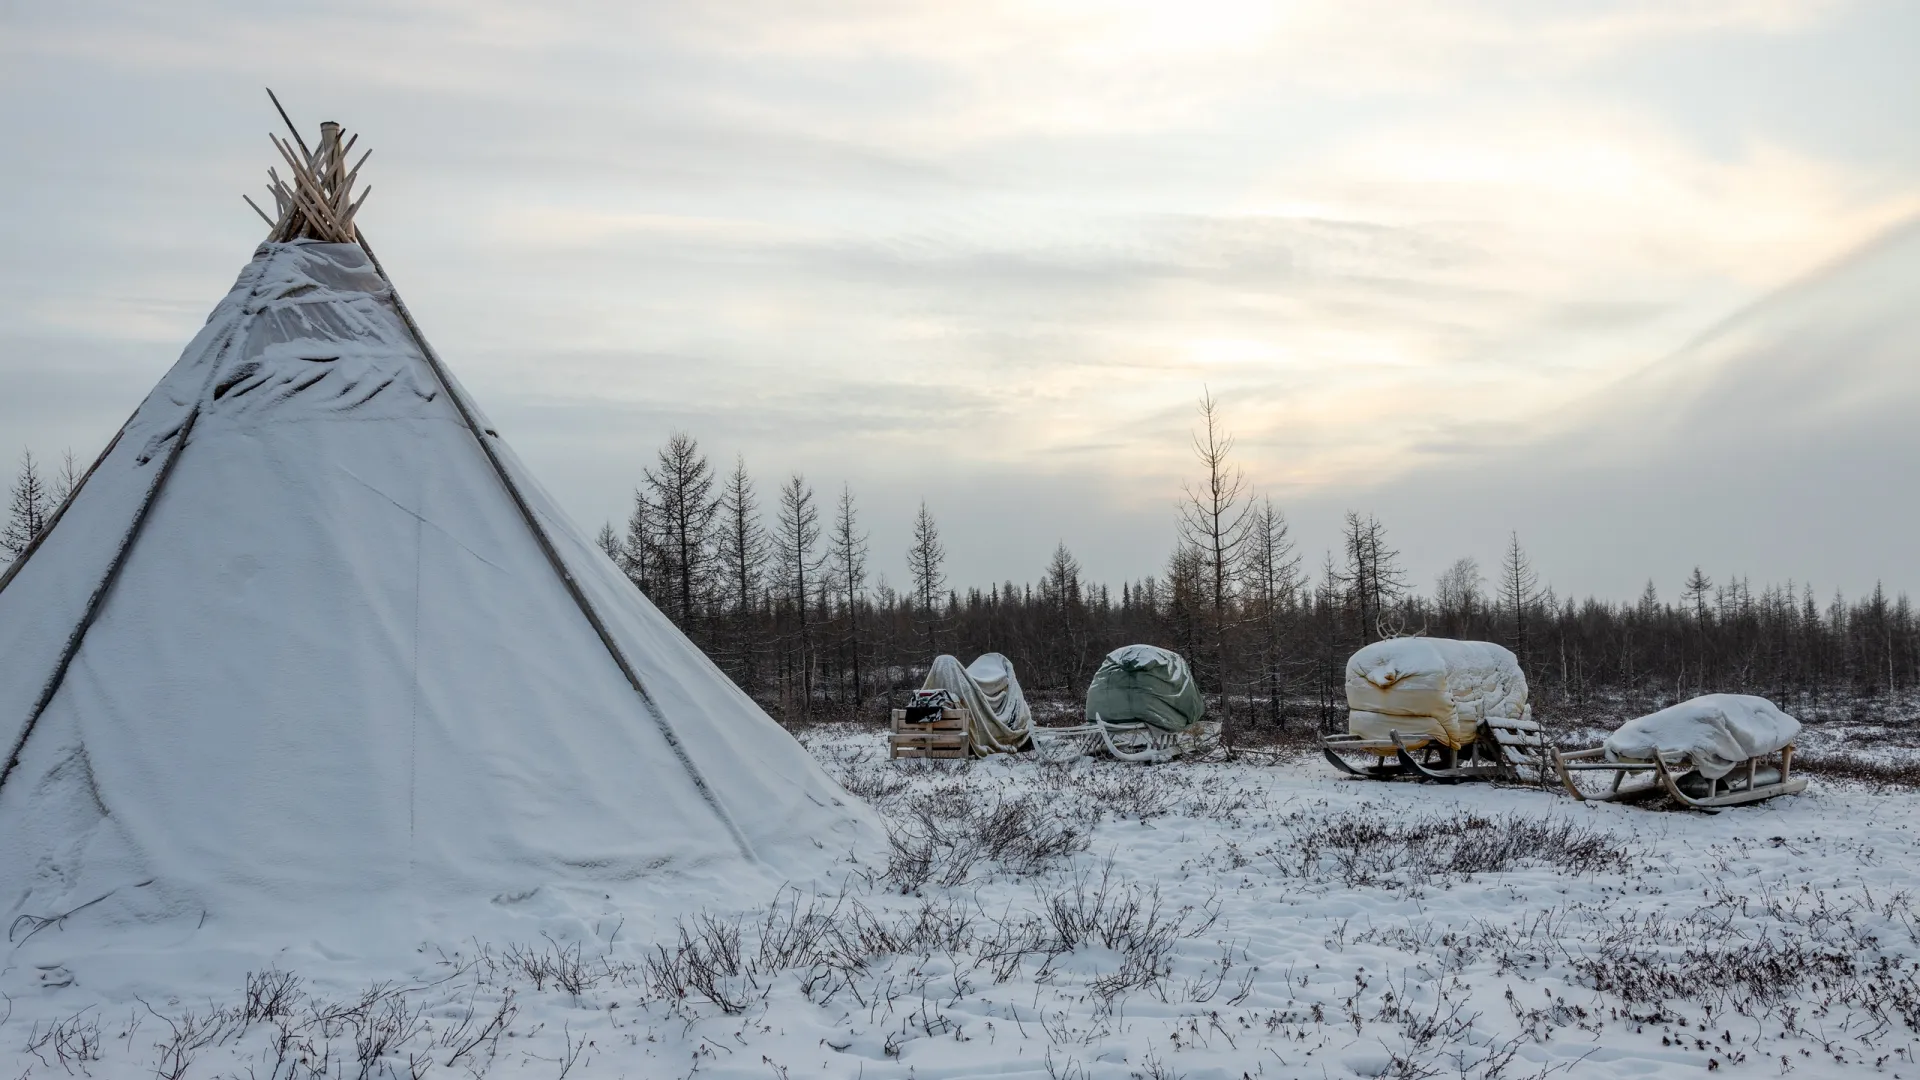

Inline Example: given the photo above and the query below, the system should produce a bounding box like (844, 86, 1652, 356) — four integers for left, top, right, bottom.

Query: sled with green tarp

(1035, 645, 1205, 763)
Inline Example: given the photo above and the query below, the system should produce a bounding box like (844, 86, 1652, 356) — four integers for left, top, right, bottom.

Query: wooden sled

(1324, 717, 1549, 785)
(1030, 725, 1097, 762)
(1031, 721, 1193, 763)
(1551, 743, 1805, 810)
(1396, 717, 1549, 784)
(1097, 720, 1189, 763)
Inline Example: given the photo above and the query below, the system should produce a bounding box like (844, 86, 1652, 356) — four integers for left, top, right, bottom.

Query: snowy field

(5, 727, 1920, 1080)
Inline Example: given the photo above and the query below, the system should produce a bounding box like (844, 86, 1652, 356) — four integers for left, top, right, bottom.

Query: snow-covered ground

(5, 727, 1919, 1080)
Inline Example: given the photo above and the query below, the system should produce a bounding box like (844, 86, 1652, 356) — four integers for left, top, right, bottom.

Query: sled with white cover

(1321, 638, 1547, 784)
(1551, 694, 1806, 809)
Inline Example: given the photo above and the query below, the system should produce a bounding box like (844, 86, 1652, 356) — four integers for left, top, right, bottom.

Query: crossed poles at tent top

(243, 92, 371, 244)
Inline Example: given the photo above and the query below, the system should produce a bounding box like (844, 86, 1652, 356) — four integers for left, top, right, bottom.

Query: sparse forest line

(7, 401, 1916, 738)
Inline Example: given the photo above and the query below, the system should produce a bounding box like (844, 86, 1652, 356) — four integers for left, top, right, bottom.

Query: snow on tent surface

(922, 654, 1033, 754)
(1345, 638, 1530, 750)
(1084, 645, 1203, 732)
(1604, 694, 1801, 780)
(0, 241, 878, 943)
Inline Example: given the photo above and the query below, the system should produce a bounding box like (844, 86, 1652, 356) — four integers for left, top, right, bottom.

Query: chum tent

(0, 114, 875, 943)
(920, 654, 1033, 754)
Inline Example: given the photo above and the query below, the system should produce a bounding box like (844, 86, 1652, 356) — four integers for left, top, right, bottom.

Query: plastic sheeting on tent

(1604, 694, 1801, 779)
(1345, 638, 1530, 750)
(921, 654, 1033, 754)
(1085, 645, 1203, 732)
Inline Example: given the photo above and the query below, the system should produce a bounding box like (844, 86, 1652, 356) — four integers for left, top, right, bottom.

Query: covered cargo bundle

(1604, 694, 1800, 780)
(1085, 645, 1204, 732)
(921, 653, 1034, 754)
(1345, 638, 1530, 750)
(1553, 693, 1805, 808)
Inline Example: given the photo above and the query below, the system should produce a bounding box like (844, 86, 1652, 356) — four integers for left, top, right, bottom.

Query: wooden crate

(890, 707, 969, 733)
(889, 725, 969, 760)
(891, 745, 969, 760)
(890, 726, 967, 745)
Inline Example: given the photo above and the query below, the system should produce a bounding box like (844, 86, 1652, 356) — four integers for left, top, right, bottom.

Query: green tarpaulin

(1084, 645, 1204, 731)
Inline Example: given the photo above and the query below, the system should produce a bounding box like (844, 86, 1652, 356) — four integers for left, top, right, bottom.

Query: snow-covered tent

(921, 654, 1033, 754)
(0, 117, 875, 944)
(1344, 638, 1530, 749)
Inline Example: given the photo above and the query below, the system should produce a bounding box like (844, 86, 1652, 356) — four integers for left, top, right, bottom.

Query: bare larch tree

(1177, 390, 1254, 732)
(1241, 497, 1301, 726)
(50, 450, 79, 507)
(829, 484, 870, 708)
(907, 501, 946, 653)
(1501, 531, 1540, 667)
(714, 456, 770, 690)
(1339, 511, 1407, 642)
(594, 521, 621, 564)
(3, 449, 51, 562)
(643, 432, 719, 633)
(718, 457, 769, 619)
(775, 474, 823, 718)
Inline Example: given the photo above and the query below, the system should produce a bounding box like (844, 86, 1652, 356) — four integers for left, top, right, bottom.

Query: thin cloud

(0, 0, 1911, 595)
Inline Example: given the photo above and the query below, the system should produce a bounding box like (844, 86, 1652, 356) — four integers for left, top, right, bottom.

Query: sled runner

(1550, 744, 1803, 809)
(1396, 716, 1549, 784)
(1321, 715, 1548, 784)
(1033, 719, 1196, 763)
(1320, 733, 1417, 779)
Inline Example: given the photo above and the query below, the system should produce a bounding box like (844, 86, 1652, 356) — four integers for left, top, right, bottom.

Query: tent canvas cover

(0, 124, 874, 947)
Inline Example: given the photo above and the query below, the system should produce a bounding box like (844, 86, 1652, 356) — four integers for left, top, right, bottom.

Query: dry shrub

(1273, 809, 1631, 889)
(1795, 752, 1920, 789)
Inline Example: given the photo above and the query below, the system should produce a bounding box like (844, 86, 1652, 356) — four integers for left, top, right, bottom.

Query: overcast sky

(2, 0, 1916, 602)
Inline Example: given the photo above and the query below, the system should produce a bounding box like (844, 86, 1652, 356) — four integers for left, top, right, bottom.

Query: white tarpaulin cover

(922, 653, 1033, 754)
(1604, 694, 1801, 779)
(0, 241, 877, 945)
(1345, 638, 1531, 749)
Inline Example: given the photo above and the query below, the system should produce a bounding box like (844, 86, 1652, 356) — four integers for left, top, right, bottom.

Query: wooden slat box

(889, 707, 971, 759)
(890, 707, 968, 733)
(891, 745, 969, 760)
